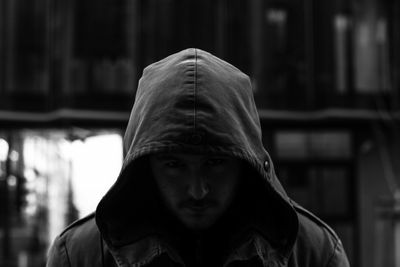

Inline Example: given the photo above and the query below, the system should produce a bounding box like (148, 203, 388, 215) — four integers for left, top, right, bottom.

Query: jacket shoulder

(60, 212, 97, 237)
(47, 213, 105, 267)
(59, 212, 102, 255)
(290, 202, 350, 267)
(293, 203, 339, 241)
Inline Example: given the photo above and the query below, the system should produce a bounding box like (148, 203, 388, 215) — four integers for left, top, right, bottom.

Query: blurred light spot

(24, 169, 36, 182)
(335, 14, 351, 31)
(266, 8, 287, 24)
(9, 150, 19, 161)
(7, 175, 17, 187)
(26, 193, 37, 205)
(25, 205, 37, 216)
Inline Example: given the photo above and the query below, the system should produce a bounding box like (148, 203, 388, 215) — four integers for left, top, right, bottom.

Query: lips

(184, 202, 213, 214)
(180, 199, 216, 214)
(186, 205, 210, 212)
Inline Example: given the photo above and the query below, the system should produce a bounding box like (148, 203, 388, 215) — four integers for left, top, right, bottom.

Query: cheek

(210, 171, 240, 200)
(155, 176, 186, 204)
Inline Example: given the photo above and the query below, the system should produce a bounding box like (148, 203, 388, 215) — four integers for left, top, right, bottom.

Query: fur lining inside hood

(95, 48, 298, 258)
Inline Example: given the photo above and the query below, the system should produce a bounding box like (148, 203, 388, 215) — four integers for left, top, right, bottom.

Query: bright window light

(70, 133, 123, 217)
(0, 138, 9, 161)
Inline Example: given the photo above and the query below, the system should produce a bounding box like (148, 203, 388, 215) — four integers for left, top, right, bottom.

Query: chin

(181, 217, 217, 231)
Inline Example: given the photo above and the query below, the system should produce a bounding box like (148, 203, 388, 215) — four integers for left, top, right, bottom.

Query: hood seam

(193, 48, 198, 131)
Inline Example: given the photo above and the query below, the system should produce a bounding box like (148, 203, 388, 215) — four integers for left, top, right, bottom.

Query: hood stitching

(193, 48, 198, 131)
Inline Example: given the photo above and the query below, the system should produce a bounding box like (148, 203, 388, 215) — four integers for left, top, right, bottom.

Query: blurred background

(0, 0, 399, 266)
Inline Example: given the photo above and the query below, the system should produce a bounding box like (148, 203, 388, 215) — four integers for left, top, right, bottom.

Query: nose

(188, 175, 209, 200)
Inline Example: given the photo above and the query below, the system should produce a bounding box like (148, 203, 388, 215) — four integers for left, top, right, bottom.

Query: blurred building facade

(1, 0, 400, 266)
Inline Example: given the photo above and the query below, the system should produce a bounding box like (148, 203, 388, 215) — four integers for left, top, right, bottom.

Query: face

(149, 153, 243, 230)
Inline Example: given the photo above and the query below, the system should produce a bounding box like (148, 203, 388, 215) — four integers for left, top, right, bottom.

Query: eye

(205, 158, 225, 166)
(164, 160, 184, 168)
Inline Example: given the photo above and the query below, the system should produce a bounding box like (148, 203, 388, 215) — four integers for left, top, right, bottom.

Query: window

(0, 129, 123, 266)
(273, 129, 355, 264)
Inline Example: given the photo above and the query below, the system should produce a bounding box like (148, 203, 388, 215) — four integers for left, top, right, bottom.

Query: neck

(178, 228, 225, 267)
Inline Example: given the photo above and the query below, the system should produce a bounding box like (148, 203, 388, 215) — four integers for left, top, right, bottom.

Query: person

(46, 48, 350, 267)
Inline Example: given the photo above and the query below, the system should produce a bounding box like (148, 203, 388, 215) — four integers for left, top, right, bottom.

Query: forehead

(152, 152, 231, 162)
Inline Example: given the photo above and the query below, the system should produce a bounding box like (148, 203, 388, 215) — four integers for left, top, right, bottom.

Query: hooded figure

(46, 48, 350, 267)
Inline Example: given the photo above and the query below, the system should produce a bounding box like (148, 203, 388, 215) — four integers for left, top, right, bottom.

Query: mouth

(181, 199, 216, 214)
(185, 205, 211, 213)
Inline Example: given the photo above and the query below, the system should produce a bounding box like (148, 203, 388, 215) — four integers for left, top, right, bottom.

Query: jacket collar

(107, 233, 288, 267)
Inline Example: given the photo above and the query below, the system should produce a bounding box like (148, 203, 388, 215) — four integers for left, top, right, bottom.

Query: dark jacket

(46, 48, 350, 267)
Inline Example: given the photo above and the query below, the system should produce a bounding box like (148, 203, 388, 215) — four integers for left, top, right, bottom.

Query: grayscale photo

(0, 1, 399, 267)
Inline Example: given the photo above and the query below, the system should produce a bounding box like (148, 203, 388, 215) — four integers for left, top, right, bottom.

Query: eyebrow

(154, 154, 180, 161)
(154, 153, 230, 161)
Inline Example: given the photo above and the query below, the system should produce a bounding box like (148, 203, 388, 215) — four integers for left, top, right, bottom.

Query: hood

(96, 48, 298, 258)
